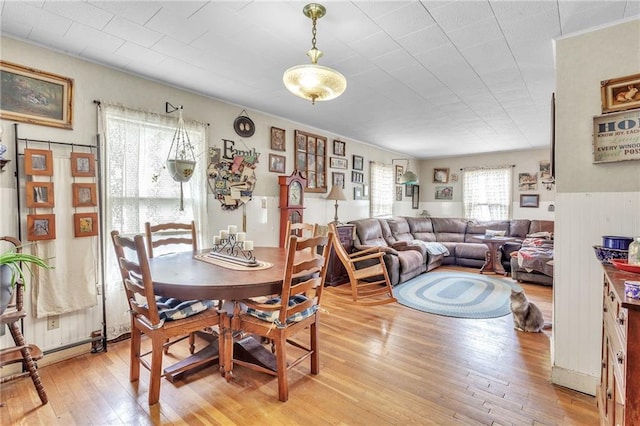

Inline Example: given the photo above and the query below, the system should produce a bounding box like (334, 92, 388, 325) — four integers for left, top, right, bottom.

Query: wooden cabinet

(597, 265, 640, 426)
(325, 224, 353, 287)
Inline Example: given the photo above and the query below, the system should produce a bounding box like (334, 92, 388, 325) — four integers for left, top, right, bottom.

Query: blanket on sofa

(516, 238, 553, 276)
(412, 240, 450, 256)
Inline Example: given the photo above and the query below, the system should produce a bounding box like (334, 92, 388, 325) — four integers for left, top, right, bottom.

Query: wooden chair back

(328, 223, 396, 305)
(144, 221, 197, 258)
(111, 231, 161, 327)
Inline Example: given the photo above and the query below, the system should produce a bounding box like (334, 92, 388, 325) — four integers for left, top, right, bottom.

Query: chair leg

(310, 320, 320, 375)
(148, 336, 165, 405)
(275, 334, 288, 402)
(188, 332, 196, 354)
(8, 322, 48, 405)
(130, 327, 141, 382)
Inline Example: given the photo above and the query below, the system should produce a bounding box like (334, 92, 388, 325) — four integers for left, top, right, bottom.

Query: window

(370, 162, 394, 217)
(100, 104, 207, 340)
(462, 166, 512, 220)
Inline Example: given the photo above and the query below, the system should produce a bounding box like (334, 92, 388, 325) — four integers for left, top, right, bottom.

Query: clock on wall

(279, 170, 307, 248)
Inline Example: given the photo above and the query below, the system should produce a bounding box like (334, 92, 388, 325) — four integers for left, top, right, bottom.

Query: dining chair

(221, 231, 333, 402)
(110, 231, 220, 405)
(328, 223, 396, 306)
(0, 236, 48, 405)
(144, 221, 197, 258)
(284, 221, 317, 251)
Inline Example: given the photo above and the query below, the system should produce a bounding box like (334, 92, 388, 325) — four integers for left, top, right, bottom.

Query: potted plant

(0, 243, 53, 314)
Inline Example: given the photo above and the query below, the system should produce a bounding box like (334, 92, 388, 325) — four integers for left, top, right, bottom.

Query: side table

(325, 224, 354, 286)
(475, 236, 516, 275)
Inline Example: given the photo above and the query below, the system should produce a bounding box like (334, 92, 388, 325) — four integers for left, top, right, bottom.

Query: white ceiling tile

(28, 26, 86, 55)
(65, 22, 124, 53)
(2, 1, 71, 36)
(499, 7, 561, 45)
(115, 41, 168, 66)
(0, 16, 33, 39)
(560, 2, 628, 35)
(374, 2, 436, 38)
(354, 1, 409, 19)
(490, 1, 558, 22)
(447, 16, 503, 49)
(43, 0, 113, 30)
(396, 24, 449, 55)
(426, 1, 494, 32)
(80, 46, 132, 70)
(414, 42, 467, 70)
(103, 16, 163, 48)
(348, 30, 399, 59)
(144, 7, 208, 44)
(89, 1, 161, 26)
(461, 38, 517, 75)
(371, 48, 418, 73)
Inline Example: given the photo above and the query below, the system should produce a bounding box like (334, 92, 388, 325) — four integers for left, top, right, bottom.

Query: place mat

(194, 253, 273, 271)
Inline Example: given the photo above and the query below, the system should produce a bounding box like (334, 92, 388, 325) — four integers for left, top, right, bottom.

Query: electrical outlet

(47, 315, 60, 330)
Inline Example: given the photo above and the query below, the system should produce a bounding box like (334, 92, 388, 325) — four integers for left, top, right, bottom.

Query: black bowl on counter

(602, 236, 634, 250)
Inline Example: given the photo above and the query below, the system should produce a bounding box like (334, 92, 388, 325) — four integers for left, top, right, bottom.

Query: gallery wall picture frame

(27, 213, 56, 241)
(451, 173, 458, 183)
(405, 185, 413, 197)
(395, 185, 402, 201)
(294, 129, 327, 193)
(268, 154, 286, 173)
(74, 212, 99, 237)
(270, 126, 286, 151)
(26, 181, 55, 208)
(520, 194, 539, 208)
(330, 156, 348, 169)
(518, 173, 538, 191)
(352, 155, 364, 171)
(24, 148, 54, 176)
(394, 165, 404, 184)
(353, 186, 365, 200)
(332, 172, 345, 189)
(539, 161, 551, 180)
(412, 185, 420, 209)
(351, 171, 364, 184)
(600, 73, 640, 113)
(0, 60, 74, 129)
(72, 183, 97, 207)
(435, 185, 453, 200)
(333, 139, 345, 156)
(433, 168, 449, 183)
(70, 152, 95, 177)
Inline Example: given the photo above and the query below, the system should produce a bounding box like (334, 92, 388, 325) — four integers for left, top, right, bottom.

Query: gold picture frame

(26, 181, 55, 208)
(72, 183, 97, 207)
(601, 73, 640, 114)
(74, 212, 98, 237)
(433, 168, 449, 183)
(24, 148, 54, 176)
(70, 152, 95, 177)
(0, 60, 73, 129)
(268, 154, 286, 173)
(27, 213, 56, 241)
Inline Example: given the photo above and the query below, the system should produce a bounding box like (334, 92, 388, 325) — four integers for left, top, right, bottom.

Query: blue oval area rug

(393, 271, 523, 319)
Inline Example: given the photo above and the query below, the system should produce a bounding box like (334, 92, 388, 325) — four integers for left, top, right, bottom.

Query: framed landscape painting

(0, 60, 73, 129)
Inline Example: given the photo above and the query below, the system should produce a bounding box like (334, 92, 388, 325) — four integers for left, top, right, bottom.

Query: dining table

(146, 246, 288, 381)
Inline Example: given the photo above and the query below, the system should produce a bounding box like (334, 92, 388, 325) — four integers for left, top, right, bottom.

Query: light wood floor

(1, 267, 599, 425)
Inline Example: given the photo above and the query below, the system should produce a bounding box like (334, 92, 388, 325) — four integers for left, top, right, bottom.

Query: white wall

(419, 149, 556, 220)
(553, 19, 640, 395)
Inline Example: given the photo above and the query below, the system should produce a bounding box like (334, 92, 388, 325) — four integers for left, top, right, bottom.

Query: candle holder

(209, 227, 258, 267)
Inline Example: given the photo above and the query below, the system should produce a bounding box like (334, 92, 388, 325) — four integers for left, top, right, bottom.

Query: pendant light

(283, 3, 347, 105)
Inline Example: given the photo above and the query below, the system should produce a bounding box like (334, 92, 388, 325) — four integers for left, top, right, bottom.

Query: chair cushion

(156, 297, 215, 321)
(246, 294, 317, 325)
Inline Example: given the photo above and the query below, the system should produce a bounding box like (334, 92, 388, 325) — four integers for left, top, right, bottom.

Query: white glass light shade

(283, 63, 347, 104)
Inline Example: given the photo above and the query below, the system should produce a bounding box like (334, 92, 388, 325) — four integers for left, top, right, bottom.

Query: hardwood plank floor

(1, 267, 599, 425)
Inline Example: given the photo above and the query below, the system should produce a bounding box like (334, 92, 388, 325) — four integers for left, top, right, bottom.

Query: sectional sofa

(347, 216, 554, 286)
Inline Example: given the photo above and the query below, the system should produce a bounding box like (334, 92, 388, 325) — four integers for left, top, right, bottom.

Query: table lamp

(326, 185, 346, 224)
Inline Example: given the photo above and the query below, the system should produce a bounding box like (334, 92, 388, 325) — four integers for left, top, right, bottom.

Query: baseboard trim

(551, 365, 598, 396)
(1, 343, 91, 379)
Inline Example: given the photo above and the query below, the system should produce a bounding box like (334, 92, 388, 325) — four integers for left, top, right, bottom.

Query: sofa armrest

(353, 243, 398, 256)
(393, 242, 426, 256)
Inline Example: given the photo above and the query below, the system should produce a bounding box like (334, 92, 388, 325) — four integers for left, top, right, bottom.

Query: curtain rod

(460, 164, 515, 171)
(93, 99, 210, 126)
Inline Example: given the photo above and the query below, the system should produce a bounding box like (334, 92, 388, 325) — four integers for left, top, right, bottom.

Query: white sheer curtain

(99, 103, 208, 340)
(370, 161, 394, 217)
(462, 166, 512, 220)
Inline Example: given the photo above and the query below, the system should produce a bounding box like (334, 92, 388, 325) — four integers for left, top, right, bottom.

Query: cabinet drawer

(605, 313, 626, 399)
(604, 286, 628, 342)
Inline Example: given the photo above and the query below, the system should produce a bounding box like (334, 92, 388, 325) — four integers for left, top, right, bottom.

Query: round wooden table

(147, 246, 287, 300)
(474, 236, 516, 275)
(146, 246, 288, 379)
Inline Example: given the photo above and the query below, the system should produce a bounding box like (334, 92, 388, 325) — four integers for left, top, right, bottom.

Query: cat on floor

(510, 288, 551, 333)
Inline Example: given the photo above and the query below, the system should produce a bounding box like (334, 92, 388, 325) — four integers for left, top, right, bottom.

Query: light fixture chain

(311, 16, 317, 49)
